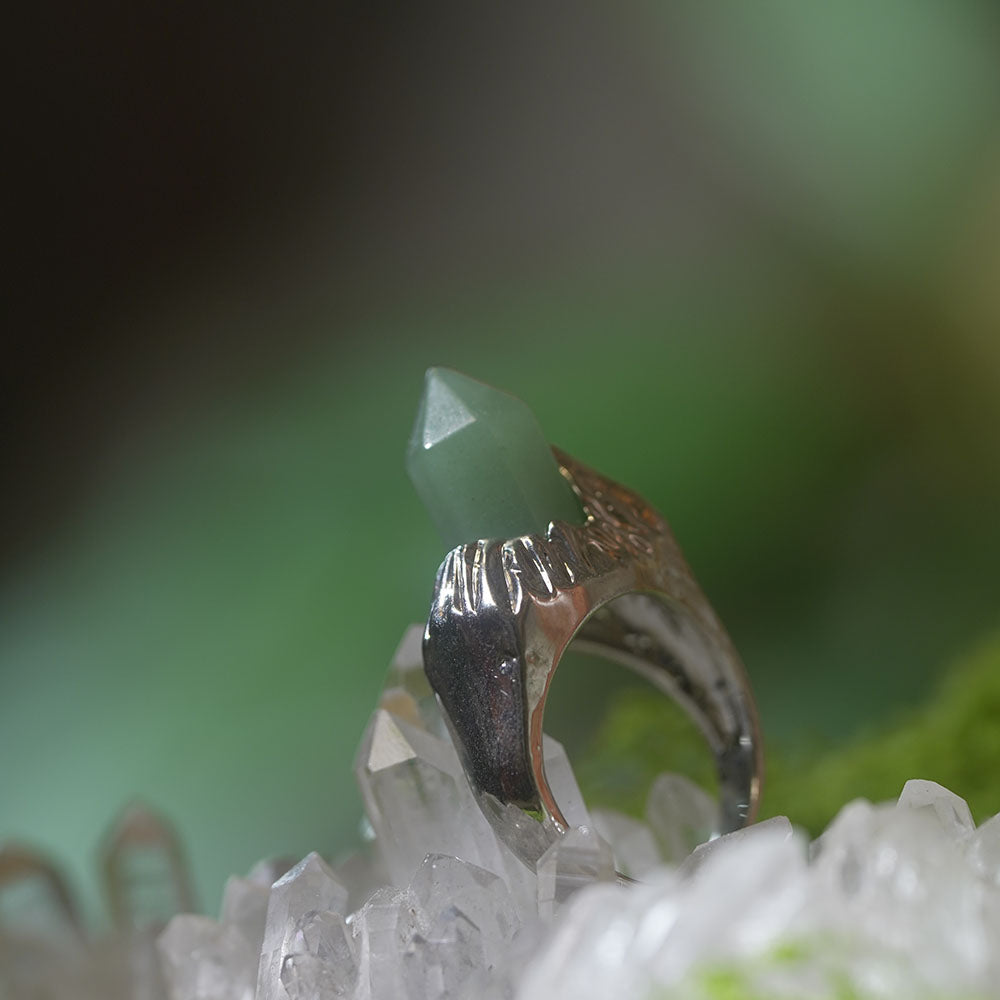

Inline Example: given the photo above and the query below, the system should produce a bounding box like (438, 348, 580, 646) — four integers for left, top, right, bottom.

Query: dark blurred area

(4, 2, 1000, 919)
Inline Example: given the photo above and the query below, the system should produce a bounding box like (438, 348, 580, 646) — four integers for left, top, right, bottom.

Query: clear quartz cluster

(148, 627, 1000, 1000)
(8, 632, 1000, 1000)
(521, 782, 1000, 1000)
(154, 625, 700, 1000)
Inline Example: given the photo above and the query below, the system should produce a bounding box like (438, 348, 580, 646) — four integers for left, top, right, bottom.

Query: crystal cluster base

(155, 629, 1000, 1000)
(9, 627, 1000, 999)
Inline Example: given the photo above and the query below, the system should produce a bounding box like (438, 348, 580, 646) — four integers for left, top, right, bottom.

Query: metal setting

(423, 447, 762, 868)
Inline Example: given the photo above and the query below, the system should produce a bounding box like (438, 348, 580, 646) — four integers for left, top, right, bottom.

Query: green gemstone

(406, 368, 585, 549)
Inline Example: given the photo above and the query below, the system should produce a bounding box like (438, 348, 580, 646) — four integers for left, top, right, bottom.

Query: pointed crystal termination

(218, 857, 297, 960)
(331, 846, 389, 916)
(255, 852, 349, 1000)
(542, 736, 592, 831)
(406, 367, 584, 549)
(536, 827, 614, 920)
(100, 802, 196, 932)
(278, 909, 357, 1000)
(220, 877, 271, 958)
(645, 773, 719, 864)
(968, 813, 1000, 886)
(355, 708, 502, 888)
(0, 842, 83, 939)
(678, 815, 793, 879)
(379, 623, 447, 737)
(157, 915, 256, 1000)
(896, 778, 975, 839)
(808, 795, 986, 980)
(401, 906, 486, 1000)
(354, 886, 424, 999)
(590, 810, 663, 880)
(409, 855, 520, 970)
(0, 843, 89, 1000)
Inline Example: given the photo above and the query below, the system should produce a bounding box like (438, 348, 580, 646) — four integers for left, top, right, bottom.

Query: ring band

(422, 447, 762, 867)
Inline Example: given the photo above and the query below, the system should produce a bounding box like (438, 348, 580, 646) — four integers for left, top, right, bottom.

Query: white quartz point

(102, 802, 197, 931)
(811, 799, 899, 900)
(410, 855, 519, 966)
(247, 859, 295, 887)
(355, 709, 485, 887)
(158, 914, 255, 1000)
(645, 773, 719, 864)
(897, 778, 975, 839)
(479, 794, 552, 868)
(515, 882, 631, 1000)
(402, 905, 486, 1000)
(279, 909, 357, 1000)
(536, 827, 614, 920)
(652, 826, 808, 980)
(255, 852, 348, 1000)
(334, 847, 388, 914)
(591, 809, 662, 879)
(472, 795, 548, 919)
(353, 886, 423, 1000)
(542, 736, 591, 830)
(384, 624, 425, 690)
(812, 796, 991, 989)
(220, 876, 270, 956)
(967, 813, 1000, 885)
(379, 624, 446, 736)
(678, 816, 794, 880)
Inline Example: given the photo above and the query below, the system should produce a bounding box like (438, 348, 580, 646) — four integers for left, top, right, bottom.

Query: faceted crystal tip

(406, 367, 584, 549)
(100, 800, 196, 930)
(0, 842, 83, 937)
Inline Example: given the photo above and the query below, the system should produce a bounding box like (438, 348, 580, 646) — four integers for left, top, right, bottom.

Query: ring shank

(423, 447, 762, 869)
(571, 593, 760, 834)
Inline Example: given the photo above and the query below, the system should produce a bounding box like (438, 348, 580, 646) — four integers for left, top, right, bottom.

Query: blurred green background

(4, 2, 1000, 923)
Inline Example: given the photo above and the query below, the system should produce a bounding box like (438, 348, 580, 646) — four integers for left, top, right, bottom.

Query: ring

(422, 446, 762, 870)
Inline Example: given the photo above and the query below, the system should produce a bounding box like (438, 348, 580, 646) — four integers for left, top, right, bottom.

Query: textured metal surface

(423, 447, 762, 864)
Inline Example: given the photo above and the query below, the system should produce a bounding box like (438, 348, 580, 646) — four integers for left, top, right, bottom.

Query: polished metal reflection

(422, 447, 762, 869)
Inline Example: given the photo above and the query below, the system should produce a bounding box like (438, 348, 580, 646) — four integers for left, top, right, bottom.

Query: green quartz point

(406, 368, 585, 549)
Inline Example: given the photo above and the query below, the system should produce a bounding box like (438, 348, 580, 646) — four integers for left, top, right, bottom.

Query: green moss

(768, 940, 811, 965)
(766, 629, 1000, 833)
(578, 631, 1000, 835)
(574, 687, 718, 819)
(642, 944, 991, 1000)
(695, 968, 762, 1000)
(578, 633, 1000, 1000)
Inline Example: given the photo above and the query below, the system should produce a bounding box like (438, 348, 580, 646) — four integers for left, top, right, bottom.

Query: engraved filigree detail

(435, 449, 680, 618)
(423, 445, 762, 845)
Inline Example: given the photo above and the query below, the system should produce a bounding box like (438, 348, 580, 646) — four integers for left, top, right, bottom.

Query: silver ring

(422, 447, 762, 870)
